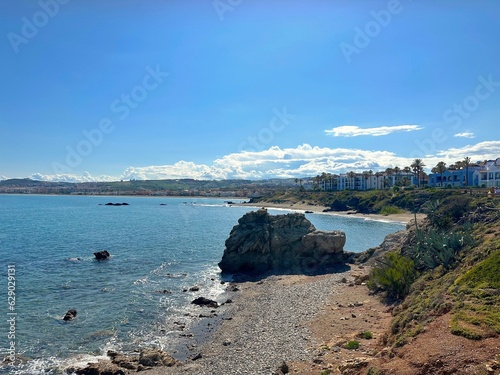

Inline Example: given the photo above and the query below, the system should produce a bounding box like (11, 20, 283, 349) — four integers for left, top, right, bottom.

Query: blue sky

(1, 0, 500, 181)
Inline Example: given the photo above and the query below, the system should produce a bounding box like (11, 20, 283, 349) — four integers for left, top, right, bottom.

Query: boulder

(218, 209, 346, 275)
(191, 297, 219, 308)
(107, 351, 138, 370)
(138, 349, 177, 367)
(72, 360, 125, 375)
(94, 250, 110, 261)
(63, 309, 77, 321)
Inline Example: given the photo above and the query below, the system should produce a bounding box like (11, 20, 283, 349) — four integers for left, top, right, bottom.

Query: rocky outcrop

(68, 349, 177, 374)
(63, 309, 77, 321)
(72, 360, 125, 375)
(191, 297, 219, 308)
(218, 209, 346, 275)
(94, 250, 110, 261)
(138, 349, 177, 367)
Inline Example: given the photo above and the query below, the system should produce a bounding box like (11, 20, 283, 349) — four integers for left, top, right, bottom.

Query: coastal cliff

(218, 208, 346, 275)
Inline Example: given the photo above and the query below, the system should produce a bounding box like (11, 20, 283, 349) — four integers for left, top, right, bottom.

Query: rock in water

(63, 309, 77, 321)
(94, 250, 110, 260)
(218, 209, 346, 275)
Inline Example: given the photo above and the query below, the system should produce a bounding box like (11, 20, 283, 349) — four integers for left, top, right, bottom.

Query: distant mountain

(0, 178, 72, 187)
(0, 178, 298, 195)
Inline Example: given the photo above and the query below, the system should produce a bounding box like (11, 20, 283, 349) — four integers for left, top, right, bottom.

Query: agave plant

(410, 227, 475, 270)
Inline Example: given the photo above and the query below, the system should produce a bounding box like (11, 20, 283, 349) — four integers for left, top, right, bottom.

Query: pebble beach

(139, 267, 391, 375)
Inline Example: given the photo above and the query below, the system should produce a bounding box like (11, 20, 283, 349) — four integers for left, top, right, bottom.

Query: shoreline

(138, 269, 390, 375)
(235, 201, 425, 224)
(141, 203, 413, 373)
(135, 203, 411, 374)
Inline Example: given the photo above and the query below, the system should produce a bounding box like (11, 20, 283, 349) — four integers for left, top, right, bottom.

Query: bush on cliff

(383, 196, 500, 347)
(427, 195, 472, 230)
(367, 252, 416, 301)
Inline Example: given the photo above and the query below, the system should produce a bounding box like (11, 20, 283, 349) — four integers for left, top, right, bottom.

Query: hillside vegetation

(250, 188, 472, 214)
(254, 188, 500, 359)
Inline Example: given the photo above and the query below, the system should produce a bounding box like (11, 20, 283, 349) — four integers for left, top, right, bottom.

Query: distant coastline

(236, 201, 425, 224)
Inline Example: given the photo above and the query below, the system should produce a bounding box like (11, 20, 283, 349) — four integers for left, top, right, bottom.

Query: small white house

(472, 158, 500, 188)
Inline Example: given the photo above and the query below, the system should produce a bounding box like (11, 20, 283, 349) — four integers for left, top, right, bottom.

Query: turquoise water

(0, 195, 404, 374)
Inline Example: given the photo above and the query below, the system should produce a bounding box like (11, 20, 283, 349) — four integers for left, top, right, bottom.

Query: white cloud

(121, 161, 228, 181)
(454, 132, 475, 138)
(435, 141, 500, 163)
(26, 140, 500, 182)
(325, 124, 423, 137)
(0, 175, 6, 181)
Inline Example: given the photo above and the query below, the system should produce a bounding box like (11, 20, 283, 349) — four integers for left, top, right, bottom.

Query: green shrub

(368, 252, 416, 300)
(363, 331, 373, 339)
(345, 340, 360, 350)
(427, 195, 471, 229)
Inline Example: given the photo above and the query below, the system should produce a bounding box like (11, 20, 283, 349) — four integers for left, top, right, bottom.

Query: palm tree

(393, 166, 401, 185)
(313, 175, 322, 190)
(432, 161, 447, 187)
(411, 159, 426, 188)
(463, 156, 471, 187)
(384, 168, 394, 188)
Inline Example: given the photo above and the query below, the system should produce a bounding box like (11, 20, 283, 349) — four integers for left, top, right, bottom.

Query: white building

(319, 171, 417, 191)
(472, 158, 500, 188)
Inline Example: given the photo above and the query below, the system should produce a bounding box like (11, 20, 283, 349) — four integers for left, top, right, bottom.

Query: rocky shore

(68, 210, 409, 375)
(70, 214, 499, 374)
(138, 268, 384, 375)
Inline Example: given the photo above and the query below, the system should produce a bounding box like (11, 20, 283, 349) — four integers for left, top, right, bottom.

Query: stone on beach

(72, 360, 125, 375)
(139, 348, 177, 367)
(191, 297, 219, 308)
(218, 208, 346, 275)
